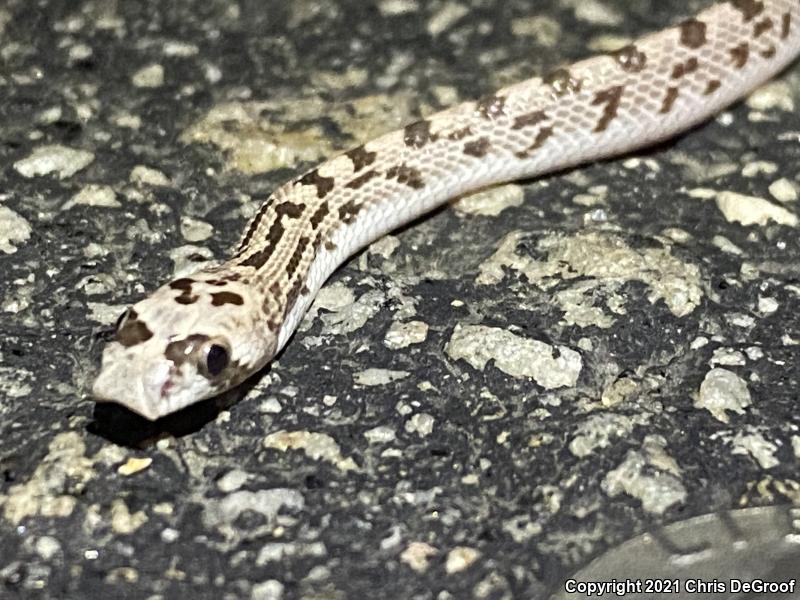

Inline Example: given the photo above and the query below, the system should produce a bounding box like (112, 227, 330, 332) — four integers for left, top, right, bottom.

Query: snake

(93, 0, 800, 420)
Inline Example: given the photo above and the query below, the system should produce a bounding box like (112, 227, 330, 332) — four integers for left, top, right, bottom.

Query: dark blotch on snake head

(115, 308, 154, 347)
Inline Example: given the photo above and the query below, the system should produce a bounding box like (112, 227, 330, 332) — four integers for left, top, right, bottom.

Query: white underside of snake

(93, 0, 800, 420)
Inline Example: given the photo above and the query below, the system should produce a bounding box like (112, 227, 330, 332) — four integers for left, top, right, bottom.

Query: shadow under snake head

(92, 272, 276, 420)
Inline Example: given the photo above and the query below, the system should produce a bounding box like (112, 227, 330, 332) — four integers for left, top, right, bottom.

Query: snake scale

(93, 0, 800, 420)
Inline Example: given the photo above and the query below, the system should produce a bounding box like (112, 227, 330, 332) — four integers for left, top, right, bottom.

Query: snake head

(92, 272, 275, 420)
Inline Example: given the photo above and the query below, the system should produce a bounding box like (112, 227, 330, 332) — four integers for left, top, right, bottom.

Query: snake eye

(205, 343, 230, 377)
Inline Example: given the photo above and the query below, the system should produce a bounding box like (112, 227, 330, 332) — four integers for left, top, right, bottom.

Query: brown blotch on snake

(236, 203, 270, 253)
(386, 164, 425, 189)
(463, 137, 492, 157)
(515, 126, 554, 158)
(447, 126, 472, 140)
(730, 0, 766, 21)
(404, 120, 438, 148)
(475, 94, 506, 119)
(298, 169, 335, 198)
(610, 44, 647, 72)
(263, 284, 282, 330)
(309, 202, 329, 228)
(211, 291, 245, 306)
(164, 334, 209, 367)
(704, 79, 722, 94)
(782, 13, 792, 38)
(338, 200, 362, 224)
(238, 199, 304, 255)
(346, 169, 380, 189)
(660, 86, 680, 113)
(761, 44, 777, 57)
(269, 281, 281, 297)
(311, 230, 326, 251)
(285, 236, 310, 275)
(679, 19, 708, 48)
(175, 292, 199, 305)
(512, 110, 548, 130)
(169, 278, 195, 291)
(543, 68, 583, 95)
(116, 310, 154, 347)
(592, 86, 625, 132)
(730, 42, 750, 67)
(754, 16, 775, 35)
(282, 277, 305, 320)
(265, 317, 280, 332)
(344, 145, 377, 171)
(275, 200, 305, 220)
(672, 57, 699, 78)
(241, 240, 280, 271)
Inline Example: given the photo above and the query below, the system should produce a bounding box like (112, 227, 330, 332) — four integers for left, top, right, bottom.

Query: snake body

(94, 0, 800, 420)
